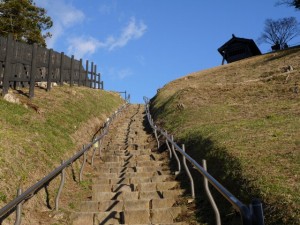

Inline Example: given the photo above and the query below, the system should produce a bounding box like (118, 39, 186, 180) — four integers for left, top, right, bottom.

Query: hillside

(0, 86, 124, 224)
(150, 47, 300, 225)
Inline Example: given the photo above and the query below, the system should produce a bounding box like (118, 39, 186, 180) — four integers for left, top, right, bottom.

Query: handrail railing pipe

(14, 188, 22, 225)
(79, 147, 87, 182)
(0, 102, 128, 223)
(165, 131, 172, 159)
(143, 96, 264, 225)
(171, 135, 181, 175)
(203, 159, 221, 225)
(99, 139, 102, 159)
(55, 160, 66, 211)
(182, 144, 195, 199)
(154, 125, 160, 148)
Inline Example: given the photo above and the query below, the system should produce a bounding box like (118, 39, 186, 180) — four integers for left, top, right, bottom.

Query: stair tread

(71, 105, 189, 225)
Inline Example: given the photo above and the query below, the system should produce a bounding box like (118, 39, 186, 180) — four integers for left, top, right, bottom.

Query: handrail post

(91, 140, 98, 167)
(79, 147, 87, 182)
(55, 160, 66, 211)
(14, 188, 22, 225)
(250, 199, 264, 225)
(171, 135, 181, 175)
(99, 139, 102, 159)
(165, 131, 172, 159)
(182, 144, 195, 199)
(154, 126, 160, 148)
(203, 159, 221, 225)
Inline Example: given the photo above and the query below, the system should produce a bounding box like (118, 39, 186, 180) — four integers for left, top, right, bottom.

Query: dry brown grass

(151, 47, 300, 225)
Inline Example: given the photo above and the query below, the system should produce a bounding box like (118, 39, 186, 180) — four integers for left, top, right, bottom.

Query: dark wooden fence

(0, 34, 103, 98)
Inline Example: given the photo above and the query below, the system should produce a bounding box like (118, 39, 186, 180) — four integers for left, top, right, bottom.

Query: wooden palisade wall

(0, 34, 103, 98)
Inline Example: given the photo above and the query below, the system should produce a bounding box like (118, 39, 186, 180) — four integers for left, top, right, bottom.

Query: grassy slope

(0, 86, 124, 208)
(151, 48, 300, 225)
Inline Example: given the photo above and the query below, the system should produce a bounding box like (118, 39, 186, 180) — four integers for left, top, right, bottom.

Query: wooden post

(47, 49, 53, 92)
(101, 81, 104, 90)
(222, 56, 225, 65)
(97, 73, 100, 89)
(99, 74, 101, 89)
(90, 62, 94, 88)
(93, 64, 97, 89)
(70, 55, 74, 87)
(78, 58, 82, 86)
(99, 73, 101, 89)
(2, 34, 14, 96)
(85, 60, 89, 87)
(29, 43, 38, 99)
(59, 52, 64, 85)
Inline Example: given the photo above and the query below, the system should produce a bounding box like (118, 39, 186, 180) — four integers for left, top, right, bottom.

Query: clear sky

(35, 0, 300, 103)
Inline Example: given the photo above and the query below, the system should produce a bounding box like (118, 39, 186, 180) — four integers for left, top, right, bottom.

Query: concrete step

(123, 207, 182, 224)
(92, 190, 183, 201)
(91, 181, 179, 194)
(80, 198, 178, 212)
(95, 170, 169, 179)
(71, 105, 190, 225)
(101, 154, 160, 163)
(119, 223, 187, 225)
(80, 199, 150, 212)
(72, 208, 182, 225)
(92, 183, 134, 193)
(135, 181, 180, 192)
(96, 161, 165, 169)
(92, 174, 173, 185)
(151, 207, 182, 224)
(96, 166, 171, 175)
(123, 209, 150, 224)
(94, 211, 123, 224)
(71, 211, 123, 225)
(71, 212, 94, 225)
(126, 144, 149, 151)
(93, 191, 139, 201)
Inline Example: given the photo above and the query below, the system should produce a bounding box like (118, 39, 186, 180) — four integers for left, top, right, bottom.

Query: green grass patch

(0, 86, 124, 205)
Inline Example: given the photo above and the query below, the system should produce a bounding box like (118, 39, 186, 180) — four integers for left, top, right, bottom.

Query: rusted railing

(144, 96, 264, 225)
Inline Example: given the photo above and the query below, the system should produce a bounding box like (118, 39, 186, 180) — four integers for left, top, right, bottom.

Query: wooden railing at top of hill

(0, 34, 103, 98)
(144, 96, 265, 225)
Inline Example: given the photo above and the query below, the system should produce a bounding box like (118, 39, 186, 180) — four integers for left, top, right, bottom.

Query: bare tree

(276, 0, 300, 10)
(258, 17, 300, 50)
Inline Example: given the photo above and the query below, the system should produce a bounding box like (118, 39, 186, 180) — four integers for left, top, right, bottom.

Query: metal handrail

(144, 96, 264, 225)
(0, 102, 128, 222)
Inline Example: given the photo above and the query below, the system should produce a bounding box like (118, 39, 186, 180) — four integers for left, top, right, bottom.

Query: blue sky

(35, 0, 300, 103)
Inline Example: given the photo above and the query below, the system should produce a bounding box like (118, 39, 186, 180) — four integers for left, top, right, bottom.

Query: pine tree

(0, 0, 53, 47)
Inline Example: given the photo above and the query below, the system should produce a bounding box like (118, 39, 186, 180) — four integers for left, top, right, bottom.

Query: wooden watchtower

(218, 34, 261, 65)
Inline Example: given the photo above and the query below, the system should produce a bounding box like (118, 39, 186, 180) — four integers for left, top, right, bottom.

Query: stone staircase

(71, 104, 189, 225)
